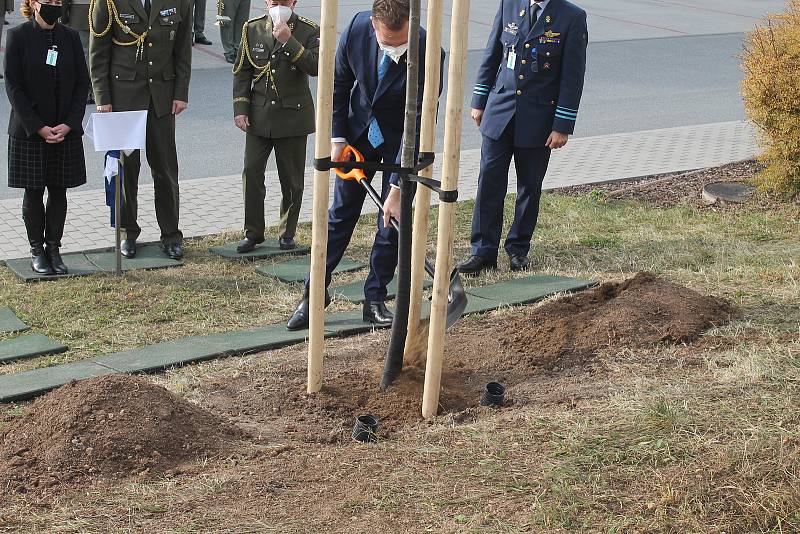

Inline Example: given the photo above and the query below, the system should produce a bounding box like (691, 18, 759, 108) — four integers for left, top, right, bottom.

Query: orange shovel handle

(333, 145, 367, 182)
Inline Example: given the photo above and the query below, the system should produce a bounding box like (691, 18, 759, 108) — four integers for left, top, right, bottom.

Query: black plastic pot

(480, 382, 506, 407)
(352, 414, 380, 443)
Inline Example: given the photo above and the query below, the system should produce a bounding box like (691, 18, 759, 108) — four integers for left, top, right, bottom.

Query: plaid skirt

(7, 134, 87, 189)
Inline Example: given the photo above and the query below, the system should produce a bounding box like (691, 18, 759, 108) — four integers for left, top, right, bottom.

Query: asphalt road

(0, 29, 750, 200)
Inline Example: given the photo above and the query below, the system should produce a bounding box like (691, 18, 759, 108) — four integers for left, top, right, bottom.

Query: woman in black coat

(4, 0, 89, 275)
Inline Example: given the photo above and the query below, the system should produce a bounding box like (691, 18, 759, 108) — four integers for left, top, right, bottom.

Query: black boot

(46, 242, 68, 275)
(31, 243, 55, 275)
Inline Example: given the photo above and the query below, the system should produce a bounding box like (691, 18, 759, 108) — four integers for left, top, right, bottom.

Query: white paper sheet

(85, 111, 148, 152)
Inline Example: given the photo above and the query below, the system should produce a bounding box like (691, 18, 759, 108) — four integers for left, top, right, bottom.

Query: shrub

(741, 0, 800, 197)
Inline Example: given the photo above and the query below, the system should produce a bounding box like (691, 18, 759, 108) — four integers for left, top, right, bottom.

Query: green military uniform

(218, 0, 250, 63)
(89, 0, 192, 246)
(63, 0, 91, 65)
(233, 12, 319, 243)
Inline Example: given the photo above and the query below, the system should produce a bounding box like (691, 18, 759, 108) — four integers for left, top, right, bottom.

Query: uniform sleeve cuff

(470, 94, 488, 109)
(234, 98, 250, 116)
(282, 36, 305, 62)
(174, 86, 190, 103)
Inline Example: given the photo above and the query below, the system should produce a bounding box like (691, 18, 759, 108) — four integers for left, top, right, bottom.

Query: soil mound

(501, 272, 735, 369)
(0, 374, 240, 494)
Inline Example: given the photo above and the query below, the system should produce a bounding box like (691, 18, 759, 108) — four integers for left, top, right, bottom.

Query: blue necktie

(368, 52, 391, 148)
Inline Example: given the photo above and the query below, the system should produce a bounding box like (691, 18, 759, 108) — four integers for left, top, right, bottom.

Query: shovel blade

(444, 271, 468, 329)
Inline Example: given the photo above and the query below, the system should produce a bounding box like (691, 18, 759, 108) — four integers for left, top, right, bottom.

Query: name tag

(506, 49, 516, 69)
(119, 12, 136, 21)
(46, 47, 58, 66)
(160, 7, 177, 16)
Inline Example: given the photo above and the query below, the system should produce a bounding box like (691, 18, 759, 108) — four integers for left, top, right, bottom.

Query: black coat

(4, 20, 90, 140)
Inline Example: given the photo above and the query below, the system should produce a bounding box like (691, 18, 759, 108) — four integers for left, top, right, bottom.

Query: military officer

(458, 0, 587, 275)
(62, 0, 93, 101)
(89, 0, 193, 259)
(218, 0, 250, 63)
(232, 0, 318, 253)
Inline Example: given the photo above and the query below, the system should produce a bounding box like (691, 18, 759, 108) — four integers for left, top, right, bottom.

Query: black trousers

(22, 186, 68, 247)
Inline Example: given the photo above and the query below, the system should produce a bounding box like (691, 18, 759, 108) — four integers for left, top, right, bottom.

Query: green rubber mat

(85, 244, 183, 272)
(0, 361, 117, 402)
(466, 275, 595, 306)
(331, 278, 433, 304)
(92, 326, 317, 373)
(4, 253, 100, 282)
(209, 239, 310, 260)
(0, 275, 595, 402)
(0, 333, 68, 363)
(0, 307, 28, 334)
(256, 257, 365, 283)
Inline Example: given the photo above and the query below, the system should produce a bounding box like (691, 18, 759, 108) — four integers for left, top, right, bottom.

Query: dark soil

(0, 375, 242, 496)
(556, 159, 787, 208)
(0, 273, 735, 500)
(499, 271, 736, 371)
(200, 272, 734, 442)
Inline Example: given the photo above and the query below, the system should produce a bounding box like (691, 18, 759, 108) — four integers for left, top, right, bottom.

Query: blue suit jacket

(471, 0, 587, 148)
(332, 11, 443, 185)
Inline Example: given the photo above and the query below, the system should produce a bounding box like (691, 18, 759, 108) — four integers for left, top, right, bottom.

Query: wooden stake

(422, 0, 470, 419)
(405, 0, 443, 353)
(307, 0, 338, 394)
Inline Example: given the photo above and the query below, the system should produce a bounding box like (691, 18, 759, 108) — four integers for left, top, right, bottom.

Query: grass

(0, 190, 799, 532)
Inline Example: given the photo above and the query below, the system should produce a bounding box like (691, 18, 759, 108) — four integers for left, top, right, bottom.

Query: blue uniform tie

(368, 52, 391, 148)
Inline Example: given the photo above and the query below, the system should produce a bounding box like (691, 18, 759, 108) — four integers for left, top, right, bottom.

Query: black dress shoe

(457, 255, 497, 276)
(287, 290, 331, 331)
(237, 236, 258, 253)
(30, 244, 55, 275)
(120, 239, 137, 258)
(194, 34, 212, 45)
(509, 254, 530, 272)
(46, 243, 68, 275)
(225, 54, 236, 64)
(363, 301, 394, 326)
(279, 237, 296, 250)
(164, 243, 184, 260)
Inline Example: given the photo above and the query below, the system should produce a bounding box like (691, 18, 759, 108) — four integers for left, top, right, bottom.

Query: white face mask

(268, 5, 292, 24)
(378, 42, 408, 63)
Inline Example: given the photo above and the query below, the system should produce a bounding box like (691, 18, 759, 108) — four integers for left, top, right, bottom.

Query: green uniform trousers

(219, 0, 250, 60)
(242, 131, 306, 241)
(121, 100, 182, 245)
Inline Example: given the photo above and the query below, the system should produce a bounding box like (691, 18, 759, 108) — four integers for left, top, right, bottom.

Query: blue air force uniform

(468, 0, 587, 265)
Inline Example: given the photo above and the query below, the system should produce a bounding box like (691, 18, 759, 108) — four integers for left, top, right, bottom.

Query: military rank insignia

(504, 22, 519, 35)
(540, 29, 561, 44)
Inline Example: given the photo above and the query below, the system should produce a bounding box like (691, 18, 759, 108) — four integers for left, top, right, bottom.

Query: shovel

(334, 145, 467, 329)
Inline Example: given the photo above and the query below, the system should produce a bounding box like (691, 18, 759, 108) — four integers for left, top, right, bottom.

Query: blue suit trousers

(470, 119, 551, 261)
(306, 135, 400, 302)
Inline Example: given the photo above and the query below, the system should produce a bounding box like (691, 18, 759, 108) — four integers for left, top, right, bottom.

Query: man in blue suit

(458, 0, 588, 275)
(287, 0, 440, 330)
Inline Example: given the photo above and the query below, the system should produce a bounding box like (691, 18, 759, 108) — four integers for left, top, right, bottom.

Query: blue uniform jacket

(471, 0, 587, 148)
(332, 11, 443, 185)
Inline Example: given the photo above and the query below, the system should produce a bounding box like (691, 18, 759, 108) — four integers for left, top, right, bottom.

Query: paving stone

(466, 275, 595, 306)
(85, 244, 183, 272)
(331, 278, 433, 304)
(323, 311, 391, 336)
(0, 334, 68, 363)
(209, 238, 310, 260)
(3, 253, 100, 282)
(256, 257, 365, 283)
(0, 361, 117, 403)
(0, 307, 28, 334)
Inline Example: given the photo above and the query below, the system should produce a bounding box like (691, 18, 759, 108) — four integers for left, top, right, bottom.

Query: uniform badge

(543, 30, 560, 38)
(252, 43, 265, 53)
(504, 22, 519, 36)
(169, 30, 175, 40)
(543, 62, 551, 70)
(119, 12, 136, 21)
(159, 7, 177, 16)
(519, 9, 525, 17)
(545, 15, 551, 23)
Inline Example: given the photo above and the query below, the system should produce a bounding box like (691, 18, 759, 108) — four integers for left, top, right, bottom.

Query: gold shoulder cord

(232, 19, 279, 97)
(88, 0, 148, 61)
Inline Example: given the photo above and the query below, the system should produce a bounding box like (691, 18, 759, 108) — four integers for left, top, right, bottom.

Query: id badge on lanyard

(46, 46, 58, 67)
(506, 45, 516, 69)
